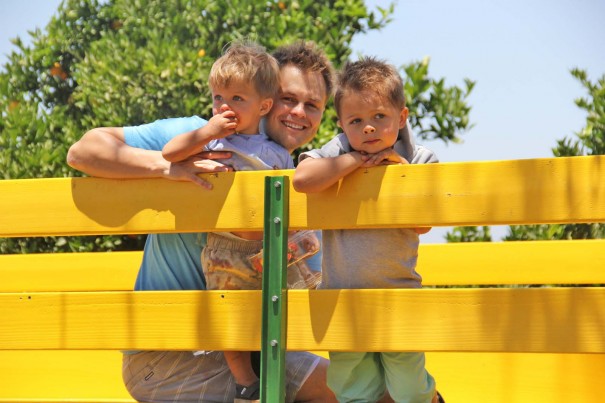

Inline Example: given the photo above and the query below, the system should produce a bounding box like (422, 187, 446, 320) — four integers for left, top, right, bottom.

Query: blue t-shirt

(125, 116, 209, 291)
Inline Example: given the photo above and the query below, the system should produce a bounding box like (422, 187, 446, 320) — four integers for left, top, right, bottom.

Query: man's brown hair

(272, 41, 335, 99)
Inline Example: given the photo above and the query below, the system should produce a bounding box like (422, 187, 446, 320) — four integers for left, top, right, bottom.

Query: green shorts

(328, 351, 435, 402)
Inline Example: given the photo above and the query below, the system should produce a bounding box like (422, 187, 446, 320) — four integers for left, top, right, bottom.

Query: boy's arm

(161, 125, 215, 163)
(293, 152, 364, 193)
(162, 110, 237, 162)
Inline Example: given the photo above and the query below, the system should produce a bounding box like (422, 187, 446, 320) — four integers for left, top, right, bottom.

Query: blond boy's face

(211, 81, 272, 135)
(338, 91, 407, 154)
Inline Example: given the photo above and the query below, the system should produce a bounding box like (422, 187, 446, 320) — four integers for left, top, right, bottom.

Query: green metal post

(260, 176, 289, 403)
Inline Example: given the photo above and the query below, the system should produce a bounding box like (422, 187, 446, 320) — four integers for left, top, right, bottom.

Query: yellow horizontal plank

(418, 239, 605, 285)
(0, 350, 132, 402)
(0, 351, 602, 403)
(1, 288, 603, 353)
(0, 251, 140, 292)
(2, 239, 603, 292)
(425, 352, 605, 403)
(1, 156, 604, 237)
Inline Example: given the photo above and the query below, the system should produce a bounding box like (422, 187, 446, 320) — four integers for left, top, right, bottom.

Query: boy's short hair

(209, 40, 280, 99)
(272, 41, 335, 100)
(334, 56, 406, 116)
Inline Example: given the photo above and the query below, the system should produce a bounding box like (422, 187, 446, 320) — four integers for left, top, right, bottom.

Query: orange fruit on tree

(50, 62, 68, 80)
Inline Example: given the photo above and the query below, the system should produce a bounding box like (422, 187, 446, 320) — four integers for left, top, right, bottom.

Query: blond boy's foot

(234, 380, 260, 402)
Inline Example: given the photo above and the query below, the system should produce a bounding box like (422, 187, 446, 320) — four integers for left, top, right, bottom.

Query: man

(67, 41, 336, 403)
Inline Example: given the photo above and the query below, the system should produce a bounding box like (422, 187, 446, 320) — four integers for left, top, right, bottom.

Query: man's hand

(163, 151, 233, 189)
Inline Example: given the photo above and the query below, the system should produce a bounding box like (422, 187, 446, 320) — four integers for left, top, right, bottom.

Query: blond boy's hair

(209, 41, 280, 99)
(334, 56, 405, 116)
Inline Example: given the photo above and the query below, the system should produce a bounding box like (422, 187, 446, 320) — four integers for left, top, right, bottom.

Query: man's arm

(67, 127, 233, 189)
(67, 127, 167, 178)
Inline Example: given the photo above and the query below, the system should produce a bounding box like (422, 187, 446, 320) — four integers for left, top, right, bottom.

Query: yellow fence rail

(2, 239, 604, 292)
(1, 156, 604, 402)
(2, 156, 604, 237)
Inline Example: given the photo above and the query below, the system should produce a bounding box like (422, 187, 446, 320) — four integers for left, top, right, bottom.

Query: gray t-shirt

(299, 123, 438, 289)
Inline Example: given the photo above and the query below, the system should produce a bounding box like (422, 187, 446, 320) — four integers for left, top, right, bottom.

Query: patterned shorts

(123, 350, 320, 402)
(202, 232, 322, 290)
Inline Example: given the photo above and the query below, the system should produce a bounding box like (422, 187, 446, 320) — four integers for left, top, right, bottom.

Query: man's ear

(399, 107, 409, 128)
(259, 98, 274, 116)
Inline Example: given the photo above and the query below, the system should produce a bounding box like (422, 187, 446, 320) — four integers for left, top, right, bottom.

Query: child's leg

(224, 350, 259, 387)
(201, 233, 264, 400)
(328, 351, 386, 402)
(381, 352, 436, 403)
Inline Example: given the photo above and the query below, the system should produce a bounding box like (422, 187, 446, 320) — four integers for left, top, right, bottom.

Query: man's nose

(363, 125, 375, 134)
(291, 102, 306, 117)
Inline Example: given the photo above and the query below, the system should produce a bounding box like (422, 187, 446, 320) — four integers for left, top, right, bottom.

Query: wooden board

(1, 156, 604, 237)
(1, 288, 603, 353)
(2, 239, 603, 292)
(0, 350, 603, 402)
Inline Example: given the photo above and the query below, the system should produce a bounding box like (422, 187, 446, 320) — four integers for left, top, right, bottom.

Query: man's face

(265, 65, 328, 153)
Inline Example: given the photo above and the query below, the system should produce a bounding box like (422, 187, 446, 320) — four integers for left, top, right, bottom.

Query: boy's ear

(337, 119, 343, 129)
(399, 107, 409, 128)
(259, 98, 273, 116)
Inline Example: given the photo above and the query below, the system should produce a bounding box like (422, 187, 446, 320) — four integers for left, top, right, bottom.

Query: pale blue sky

(2, 0, 604, 242)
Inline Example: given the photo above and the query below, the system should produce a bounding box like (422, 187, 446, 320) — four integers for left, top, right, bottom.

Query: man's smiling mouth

(283, 121, 305, 130)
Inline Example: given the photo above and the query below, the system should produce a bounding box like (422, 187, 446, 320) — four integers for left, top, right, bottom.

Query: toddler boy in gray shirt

(294, 57, 444, 403)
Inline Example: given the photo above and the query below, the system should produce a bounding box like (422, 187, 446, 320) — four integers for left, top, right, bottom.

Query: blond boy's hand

(206, 109, 238, 140)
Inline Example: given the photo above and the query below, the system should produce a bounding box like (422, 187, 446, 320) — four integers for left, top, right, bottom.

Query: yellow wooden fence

(1, 156, 604, 402)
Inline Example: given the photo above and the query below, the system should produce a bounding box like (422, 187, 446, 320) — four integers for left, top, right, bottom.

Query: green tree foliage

(447, 68, 605, 243)
(0, 0, 473, 253)
(445, 226, 492, 243)
(404, 57, 474, 144)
